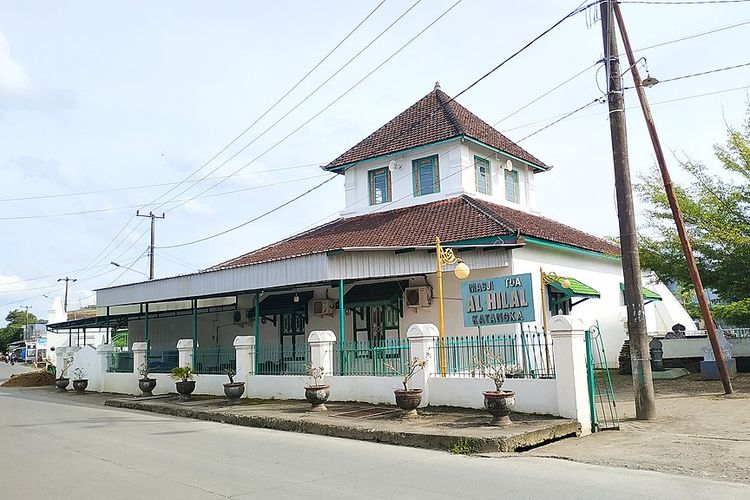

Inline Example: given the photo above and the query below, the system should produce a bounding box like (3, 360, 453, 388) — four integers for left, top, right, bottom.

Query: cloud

(0, 30, 31, 96)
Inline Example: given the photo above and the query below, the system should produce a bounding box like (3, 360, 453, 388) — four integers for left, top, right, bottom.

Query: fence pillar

(234, 336, 256, 384)
(308, 330, 335, 377)
(132, 342, 148, 375)
(407, 323, 439, 407)
(95, 344, 115, 390)
(177, 339, 195, 369)
(549, 315, 592, 435)
(54, 346, 71, 378)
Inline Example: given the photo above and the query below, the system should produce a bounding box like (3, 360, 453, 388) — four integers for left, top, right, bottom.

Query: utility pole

(57, 277, 77, 313)
(612, 2, 733, 394)
(136, 210, 165, 280)
(22, 305, 31, 340)
(600, 0, 656, 419)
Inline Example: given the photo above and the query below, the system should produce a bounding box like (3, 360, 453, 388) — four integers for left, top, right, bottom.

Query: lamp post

(435, 236, 471, 377)
(111, 261, 148, 278)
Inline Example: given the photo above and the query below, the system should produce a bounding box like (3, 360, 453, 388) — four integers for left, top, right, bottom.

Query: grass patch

(448, 437, 478, 455)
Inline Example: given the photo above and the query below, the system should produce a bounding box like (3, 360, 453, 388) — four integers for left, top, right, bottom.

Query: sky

(0, 0, 749, 322)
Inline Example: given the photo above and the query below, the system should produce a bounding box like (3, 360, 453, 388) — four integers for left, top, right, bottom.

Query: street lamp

(435, 236, 471, 376)
(111, 261, 148, 278)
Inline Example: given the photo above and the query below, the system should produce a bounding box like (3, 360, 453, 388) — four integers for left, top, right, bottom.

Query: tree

(0, 309, 40, 352)
(637, 106, 750, 326)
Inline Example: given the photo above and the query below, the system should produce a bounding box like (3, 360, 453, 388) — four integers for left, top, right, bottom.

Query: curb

(104, 398, 579, 453)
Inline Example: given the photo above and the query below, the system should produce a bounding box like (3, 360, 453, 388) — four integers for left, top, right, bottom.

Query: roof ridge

(460, 195, 518, 235)
(435, 89, 465, 136)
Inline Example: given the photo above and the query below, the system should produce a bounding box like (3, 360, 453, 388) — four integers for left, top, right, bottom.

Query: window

(368, 167, 391, 205)
(475, 156, 491, 194)
(505, 169, 520, 203)
(412, 155, 439, 196)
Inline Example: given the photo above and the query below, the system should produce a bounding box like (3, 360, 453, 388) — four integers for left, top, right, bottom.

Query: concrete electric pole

(136, 210, 165, 280)
(57, 277, 77, 313)
(599, 0, 656, 419)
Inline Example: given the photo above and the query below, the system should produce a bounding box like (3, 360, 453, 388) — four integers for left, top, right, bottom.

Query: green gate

(585, 323, 620, 431)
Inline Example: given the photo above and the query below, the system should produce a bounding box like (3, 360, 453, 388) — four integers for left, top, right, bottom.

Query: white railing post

(233, 336, 256, 384)
(95, 344, 115, 390)
(308, 330, 336, 378)
(132, 342, 148, 376)
(549, 315, 592, 435)
(177, 339, 195, 369)
(407, 323, 439, 407)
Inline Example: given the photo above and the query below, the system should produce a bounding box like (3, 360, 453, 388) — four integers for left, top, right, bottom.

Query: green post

(144, 303, 150, 360)
(339, 279, 345, 375)
(192, 299, 198, 370)
(585, 329, 599, 432)
(105, 306, 110, 345)
(254, 292, 260, 374)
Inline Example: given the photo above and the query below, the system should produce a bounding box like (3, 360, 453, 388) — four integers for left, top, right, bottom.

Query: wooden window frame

(412, 155, 440, 197)
(368, 167, 392, 205)
(474, 156, 491, 195)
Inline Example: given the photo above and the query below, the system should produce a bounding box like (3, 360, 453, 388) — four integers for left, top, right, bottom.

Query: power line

(623, 61, 750, 88)
(633, 18, 750, 52)
(517, 98, 606, 142)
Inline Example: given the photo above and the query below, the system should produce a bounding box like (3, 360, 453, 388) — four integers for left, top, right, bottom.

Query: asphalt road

(1, 375, 748, 499)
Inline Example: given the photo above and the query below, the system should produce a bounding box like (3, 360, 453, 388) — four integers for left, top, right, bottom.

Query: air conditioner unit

(312, 299, 336, 317)
(404, 286, 432, 308)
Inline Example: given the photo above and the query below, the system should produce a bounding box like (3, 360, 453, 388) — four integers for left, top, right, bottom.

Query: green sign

(462, 273, 535, 327)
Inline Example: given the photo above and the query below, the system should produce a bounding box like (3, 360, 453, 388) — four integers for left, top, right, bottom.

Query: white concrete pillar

(132, 342, 148, 376)
(54, 346, 69, 378)
(176, 339, 194, 369)
(94, 344, 115, 391)
(307, 330, 335, 378)
(407, 323, 439, 407)
(549, 315, 592, 435)
(233, 336, 256, 383)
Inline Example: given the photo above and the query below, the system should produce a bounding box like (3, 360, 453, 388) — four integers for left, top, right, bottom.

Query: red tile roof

(210, 195, 619, 270)
(324, 86, 548, 171)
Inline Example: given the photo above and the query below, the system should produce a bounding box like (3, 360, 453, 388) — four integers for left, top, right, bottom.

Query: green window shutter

(368, 167, 391, 205)
(412, 155, 439, 196)
(475, 156, 490, 194)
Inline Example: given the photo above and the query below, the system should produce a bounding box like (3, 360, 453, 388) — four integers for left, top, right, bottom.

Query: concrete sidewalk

(103, 394, 578, 453)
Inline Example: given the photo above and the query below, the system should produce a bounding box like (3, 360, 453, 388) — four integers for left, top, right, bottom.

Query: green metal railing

(108, 351, 134, 373)
(147, 349, 179, 373)
(436, 331, 555, 379)
(253, 344, 309, 375)
(333, 340, 410, 376)
(194, 347, 236, 374)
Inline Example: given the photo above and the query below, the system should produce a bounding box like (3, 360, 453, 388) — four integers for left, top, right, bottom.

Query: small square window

(505, 170, 520, 203)
(475, 156, 491, 195)
(412, 155, 439, 196)
(368, 167, 391, 205)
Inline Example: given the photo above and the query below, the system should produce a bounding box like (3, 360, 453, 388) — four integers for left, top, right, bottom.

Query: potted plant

(387, 355, 428, 417)
(473, 350, 516, 426)
(223, 368, 245, 400)
(55, 355, 73, 391)
(303, 364, 330, 411)
(137, 361, 157, 397)
(169, 365, 195, 401)
(72, 368, 88, 393)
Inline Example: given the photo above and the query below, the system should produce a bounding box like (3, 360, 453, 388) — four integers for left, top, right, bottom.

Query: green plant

(169, 365, 194, 382)
(448, 437, 478, 455)
(385, 355, 429, 391)
(72, 367, 87, 381)
(225, 368, 237, 384)
(304, 364, 325, 387)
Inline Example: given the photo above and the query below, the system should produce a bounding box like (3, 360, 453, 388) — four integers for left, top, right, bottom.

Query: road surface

(0, 381, 747, 499)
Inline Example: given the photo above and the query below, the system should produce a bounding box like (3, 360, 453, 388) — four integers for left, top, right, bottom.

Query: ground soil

(1, 370, 55, 388)
(521, 371, 750, 484)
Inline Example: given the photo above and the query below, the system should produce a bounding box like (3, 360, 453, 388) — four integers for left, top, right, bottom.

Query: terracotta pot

(175, 380, 196, 401)
(483, 390, 515, 426)
(394, 389, 423, 416)
(139, 377, 157, 397)
(72, 379, 88, 393)
(55, 377, 70, 391)
(305, 384, 330, 411)
(223, 382, 245, 400)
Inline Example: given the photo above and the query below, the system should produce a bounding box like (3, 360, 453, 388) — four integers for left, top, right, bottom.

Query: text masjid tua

(465, 276, 531, 325)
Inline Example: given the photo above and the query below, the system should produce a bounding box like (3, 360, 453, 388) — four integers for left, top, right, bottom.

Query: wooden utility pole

(57, 277, 77, 312)
(136, 210, 165, 280)
(612, 2, 733, 393)
(600, 0, 656, 419)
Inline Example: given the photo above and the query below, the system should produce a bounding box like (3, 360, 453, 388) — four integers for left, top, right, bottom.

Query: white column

(93, 344, 115, 392)
(307, 330, 335, 378)
(549, 315, 592, 435)
(407, 323, 439, 407)
(233, 336, 256, 384)
(132, 342, 148, 376)
(177, 339, 194, 369)
(54, 346, 69, 378)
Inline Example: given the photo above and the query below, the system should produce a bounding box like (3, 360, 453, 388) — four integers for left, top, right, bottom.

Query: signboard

(461, 273, 535, 327)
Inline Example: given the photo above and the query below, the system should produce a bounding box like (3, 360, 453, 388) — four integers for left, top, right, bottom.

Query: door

(280, 311, 306, 373)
